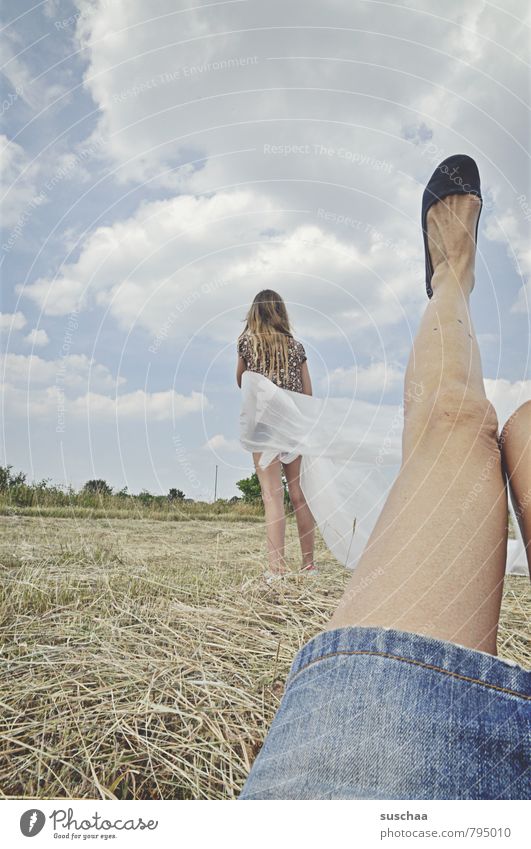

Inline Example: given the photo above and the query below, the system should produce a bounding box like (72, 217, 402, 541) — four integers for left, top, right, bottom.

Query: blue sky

(1, 0, 530, 499)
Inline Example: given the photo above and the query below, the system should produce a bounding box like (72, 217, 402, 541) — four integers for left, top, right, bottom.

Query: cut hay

(0, 517, 529, 800)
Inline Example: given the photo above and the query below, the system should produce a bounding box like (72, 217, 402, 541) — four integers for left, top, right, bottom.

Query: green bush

(83, 479, 113, 496)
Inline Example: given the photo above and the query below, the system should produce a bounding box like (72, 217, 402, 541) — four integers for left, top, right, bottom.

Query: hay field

(0, 515, 529, 800)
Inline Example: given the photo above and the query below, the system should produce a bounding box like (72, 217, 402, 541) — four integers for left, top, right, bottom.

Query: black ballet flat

(421, 154, 482, 298)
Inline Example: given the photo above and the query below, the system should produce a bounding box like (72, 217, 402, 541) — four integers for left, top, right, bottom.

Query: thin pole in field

(214, 464, 218, 501)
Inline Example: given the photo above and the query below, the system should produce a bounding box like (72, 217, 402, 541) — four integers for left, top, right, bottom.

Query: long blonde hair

(239, 290, 293, 384)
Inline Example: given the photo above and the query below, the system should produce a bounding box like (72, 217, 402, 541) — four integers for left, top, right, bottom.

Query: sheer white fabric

(239, 370, 528, 575)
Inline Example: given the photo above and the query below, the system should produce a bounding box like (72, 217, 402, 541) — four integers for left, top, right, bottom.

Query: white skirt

(239, 370, 528, 575)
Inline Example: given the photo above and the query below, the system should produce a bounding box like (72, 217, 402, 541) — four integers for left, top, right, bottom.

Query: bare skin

(252, 454, 287, 572)
(500, 400, 531, 578)
(252, 453, 316, 573)
(327, 192, 508, 655)
(238, 356, 315, 573)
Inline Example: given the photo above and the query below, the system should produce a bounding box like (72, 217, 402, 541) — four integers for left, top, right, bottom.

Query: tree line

(0, 464, 277, 508)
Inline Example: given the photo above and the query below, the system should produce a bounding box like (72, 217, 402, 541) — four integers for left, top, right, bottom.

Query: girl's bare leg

(327, 193, 507, 654)
(282, 456, 315, 569)
(253, 453, 287, 573)
(500, 401, 531, 577)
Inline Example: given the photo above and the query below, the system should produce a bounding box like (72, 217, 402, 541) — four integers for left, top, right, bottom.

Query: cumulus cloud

(2, 381, 208, 422)
(484, 211, 531, 315)
(325, 361, 404, 395)
(23, 328, 49, 347)
(21, 187, 423, 342)
(203, 433, 241, 452)
(0, 311, 27, 331)
(484, 378, 531, 429)
(3, 0, 529, 495)
(19, 0, 525, 338)
(71, 388, 207, 421)
(0, 135, 44, 232)
(2, 349, 208, 422)
(1, 352, 125, 392)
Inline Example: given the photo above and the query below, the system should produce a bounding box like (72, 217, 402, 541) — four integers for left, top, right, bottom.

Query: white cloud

(484, 212, 531, 314)
(485, 378, 531, 430)
(0, 26, 66, 112)
(0, 311, 27, 331)
(70, 0, 492, 183)
(65, 0, 530, 316)
(3, 1, 529, 496)
(2, 382, 208, 422)
(71, 388, 207, 421)
(21, 187, 423, 340)
(325, 361, 404, 395)
(18, 0, 527, 344)
(204, 433, 241, 452)
(1, 352, 125, 393)
(2, 351, 207, 422)
(23, 328, 50, 347)
(0, 135, 43, 230)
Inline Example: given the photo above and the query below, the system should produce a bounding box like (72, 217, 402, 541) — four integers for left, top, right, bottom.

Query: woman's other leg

(500, 401, 531, 577)
(253, 453, 287, 573)
(282, 456, 315, 569)
(328, 193, 507, 654)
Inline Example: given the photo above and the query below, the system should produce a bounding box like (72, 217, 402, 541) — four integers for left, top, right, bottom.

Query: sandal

(263, 569, 290, 585)
(421, 154, 482, 298)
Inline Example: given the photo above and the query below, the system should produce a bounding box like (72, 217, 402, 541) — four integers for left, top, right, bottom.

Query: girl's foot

(301, 563, 318, 573)
(263, 569, 289, 585)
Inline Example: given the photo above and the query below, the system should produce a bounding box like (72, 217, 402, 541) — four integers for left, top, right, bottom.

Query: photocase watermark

(112, 56, 259, 103)
(343, 565, 385, 603)
(1, 193, 47, 256)
(314, 145, 393, 172)
(55, 309, 80, 433)
(172, 433, 203, 494)
(53, 0, 117, 30)
(375, 381, 425, 465)
(460, 449, 500, 513)
(148, 278, 230, 354)
(317, 207, 418, 272)
(20, 806, 158, 838)
(416, 140, 447, 166)
(415, 141, 494, 212)
(2, 135, 106, 257)
(459, 412, 531, 515)
(20, 809, 45, 837)
(51, 807, 158, 834)
(1, 84, 23, 116)
(263, 143, 393, 172)
(516, 193, 531, 222)
(513, 485, 531, 521)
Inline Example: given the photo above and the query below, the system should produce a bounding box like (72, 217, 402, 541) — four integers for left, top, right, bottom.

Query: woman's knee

(260, 483, 284, 509)
(288, 485, 306, 511)
(405, 385, 500, 449)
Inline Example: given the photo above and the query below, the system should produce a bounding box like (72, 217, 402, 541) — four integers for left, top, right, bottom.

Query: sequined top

(237, 332, 307, 393)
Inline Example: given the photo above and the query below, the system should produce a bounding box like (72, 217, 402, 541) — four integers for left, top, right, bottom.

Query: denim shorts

(239, 626, 531, 800)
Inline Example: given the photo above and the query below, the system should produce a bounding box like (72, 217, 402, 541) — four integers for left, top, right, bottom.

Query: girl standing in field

(236, 290, 316, 577)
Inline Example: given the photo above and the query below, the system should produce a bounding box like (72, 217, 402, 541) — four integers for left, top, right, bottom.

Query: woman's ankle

(268, 559, 288, 573)
(430, 260, 475, 297)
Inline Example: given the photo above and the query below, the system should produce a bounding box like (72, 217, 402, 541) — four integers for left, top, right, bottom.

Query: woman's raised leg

(282, 455, 315, 569)
(253, 452, 287, 573)
(500, 401, 531, 577)
(327, 192, 508, 654)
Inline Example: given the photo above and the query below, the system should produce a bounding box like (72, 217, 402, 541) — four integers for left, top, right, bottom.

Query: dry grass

(0, 515, 529, 800)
